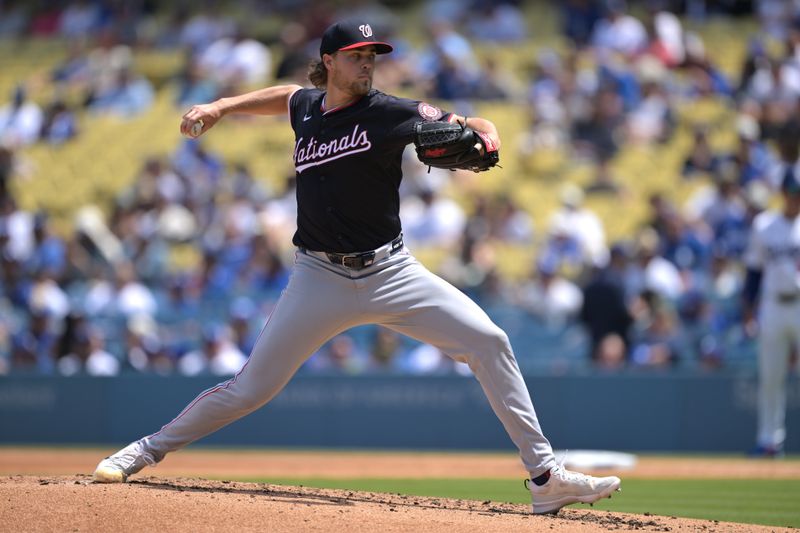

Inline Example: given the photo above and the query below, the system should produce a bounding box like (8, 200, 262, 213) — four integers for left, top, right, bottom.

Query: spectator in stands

(659, 211, 710, 273)
(419, 20, 480, 97)
(579, 243, 634, 366)
(240, 233, 290, 294)
(472, 58, 515, 101)
(572, 85, 625, 163)
(517, 257, 583, 328)
(547, 184, 607, 268)
(1, 236, 27, 309)
(10, 309, 56, 374)
(685, 162, 749, 255)
(89, 68, 154, 118)
(24, 212, 66, 280)
(734, 114, 773, 185)
(399, 342, 458, 375)
(401, 186, 466, 249)
(304, 334, 366, 375)
(676, 288, 724, 369)
(629, 291, 681, 368)
(178, 324, 246, 376)
(123, 314, 172, 375)
(490, 194, 534, 243)
(174, 54, 221, 108)
(172, 138, 225, 204)
(643, 6, 685, 68)
(0, 85, 43, 147)
(627, 228, 684, 302)
(701, 246, 743, 342)
(366, 327, 407, 374)
(228, 296, 259, 355)
(757, 0, 797, 41)
(0, 194, 34, 264)
(56, 308, 88, 360)
(273, 22, 316, 84)
(84, 262, 157, 317)
(438, 228, 506, 305)
(50, 40, 92, 89)
(645, 192, 678, 240)
(682, 125, 720, 178)
(27, 267, 70, 321)
(767, 119, 800, 190)
(39, 100, 78, 145)
(154, 272, 201, 358)
(57, 326, 119, 376)
(58, 0, 103, 39)
(539, 216, 592, 281)
(178, 6, 236, 54)
(198, 27, 271, 88)
(680, 31, 734, 98)
(626, 76, 674, 145)
(466, 2, 527, 43)
(525, 49, 568, 141)
(560, 0, 604, 47)
(590, 0, 648, 58)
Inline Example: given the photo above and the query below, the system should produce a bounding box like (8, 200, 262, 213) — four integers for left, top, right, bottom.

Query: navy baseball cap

(320, 21, 393, 57)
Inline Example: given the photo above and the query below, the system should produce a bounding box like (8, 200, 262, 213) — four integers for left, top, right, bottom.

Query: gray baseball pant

(144, 244, 557, 476)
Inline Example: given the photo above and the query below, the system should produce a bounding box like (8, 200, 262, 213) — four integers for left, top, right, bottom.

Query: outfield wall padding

(1, 374, 798, 452)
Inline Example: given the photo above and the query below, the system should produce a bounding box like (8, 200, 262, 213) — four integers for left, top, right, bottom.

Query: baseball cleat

(748, 445, 785, 459)
(92, 440, 157, 483)
(527, 465, 621, 515)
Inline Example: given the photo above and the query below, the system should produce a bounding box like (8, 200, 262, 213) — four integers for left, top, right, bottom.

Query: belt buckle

(342, 252, 375, 270)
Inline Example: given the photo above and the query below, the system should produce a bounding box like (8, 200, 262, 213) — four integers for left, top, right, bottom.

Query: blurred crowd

(1, 0, 799, 377)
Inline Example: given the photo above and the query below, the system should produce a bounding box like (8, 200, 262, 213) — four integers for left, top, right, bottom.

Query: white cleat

(527, 465, 621, 515)
(92, 440, 158, 483)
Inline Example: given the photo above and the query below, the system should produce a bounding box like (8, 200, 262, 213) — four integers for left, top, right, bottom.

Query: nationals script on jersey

(286, 88, 453, 253)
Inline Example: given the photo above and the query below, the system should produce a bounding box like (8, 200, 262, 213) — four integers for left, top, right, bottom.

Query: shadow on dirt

(129, 477, 670, 531)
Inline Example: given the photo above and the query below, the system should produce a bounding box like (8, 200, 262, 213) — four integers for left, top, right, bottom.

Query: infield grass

(254, 477, 800, 528)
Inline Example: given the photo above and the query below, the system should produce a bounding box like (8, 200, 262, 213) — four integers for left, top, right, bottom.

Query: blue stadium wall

(1, 373, 799, 452)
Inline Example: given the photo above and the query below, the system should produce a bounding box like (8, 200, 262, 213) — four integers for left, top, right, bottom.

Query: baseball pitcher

(92, 20, 620, 514)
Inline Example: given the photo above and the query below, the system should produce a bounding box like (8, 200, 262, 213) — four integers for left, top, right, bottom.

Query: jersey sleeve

(384, 95, 454, 146)
(288, 88, 314, 131)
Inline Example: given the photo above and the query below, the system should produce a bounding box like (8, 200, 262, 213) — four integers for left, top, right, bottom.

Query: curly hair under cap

(308, 58, 328, 89)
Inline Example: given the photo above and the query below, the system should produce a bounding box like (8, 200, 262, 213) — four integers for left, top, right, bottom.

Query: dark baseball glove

(413, 121, 500, 172)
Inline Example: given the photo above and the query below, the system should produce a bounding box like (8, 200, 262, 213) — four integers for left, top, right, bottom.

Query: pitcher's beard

(349, 78, 372, 95)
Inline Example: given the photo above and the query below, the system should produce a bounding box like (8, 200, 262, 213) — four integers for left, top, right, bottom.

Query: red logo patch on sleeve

(417, 102, 443, 121)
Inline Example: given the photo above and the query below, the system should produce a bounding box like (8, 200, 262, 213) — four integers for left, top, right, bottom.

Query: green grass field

(252, 477, 800, 529)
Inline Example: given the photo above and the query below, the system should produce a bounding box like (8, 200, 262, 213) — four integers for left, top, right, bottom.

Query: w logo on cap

(359, 24, 373, 38)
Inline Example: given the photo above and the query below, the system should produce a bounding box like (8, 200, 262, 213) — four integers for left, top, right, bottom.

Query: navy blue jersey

(288, 88, 453, 253)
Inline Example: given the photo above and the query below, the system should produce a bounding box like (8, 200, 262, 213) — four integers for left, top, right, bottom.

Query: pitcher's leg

(145, 259, 359, 458)
(373, 259, 556, 475)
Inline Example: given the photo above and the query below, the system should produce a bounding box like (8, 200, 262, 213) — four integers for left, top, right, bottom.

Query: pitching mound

(0, 474, 789, 532)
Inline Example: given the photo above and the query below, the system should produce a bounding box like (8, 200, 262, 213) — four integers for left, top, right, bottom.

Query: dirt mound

(0, 475, 788, 532)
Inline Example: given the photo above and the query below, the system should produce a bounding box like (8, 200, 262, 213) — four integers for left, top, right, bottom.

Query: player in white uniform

(91, 20, 620, 514)
(743, 169, 800, 457)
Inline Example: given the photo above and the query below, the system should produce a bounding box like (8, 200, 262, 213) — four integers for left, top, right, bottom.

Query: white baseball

(189, 120, 204, 138)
